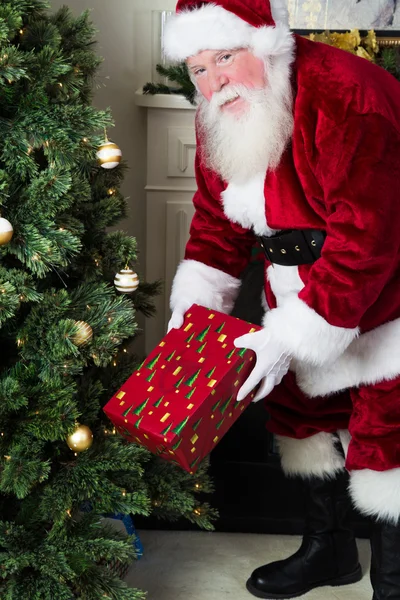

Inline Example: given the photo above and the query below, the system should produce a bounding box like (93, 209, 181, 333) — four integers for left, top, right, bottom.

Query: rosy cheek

(197, 80, 212, 101)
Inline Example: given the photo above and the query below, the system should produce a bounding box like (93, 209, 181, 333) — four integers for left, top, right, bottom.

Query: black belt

(258, 229, 326, 266)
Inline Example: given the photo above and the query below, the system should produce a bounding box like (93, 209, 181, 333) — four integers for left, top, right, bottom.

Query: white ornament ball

(114, 269, 139, 294)
(0, 217, 14, 246)
(96, 141, 122, 169)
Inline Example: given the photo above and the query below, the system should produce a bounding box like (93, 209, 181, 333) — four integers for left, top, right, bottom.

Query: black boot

(246, 471, 362, 599)
(371, 519, 400, 599)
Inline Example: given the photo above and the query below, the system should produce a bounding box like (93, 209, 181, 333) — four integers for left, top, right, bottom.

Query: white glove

(234, 329, 291, 402)
(167, 301, 192, 333)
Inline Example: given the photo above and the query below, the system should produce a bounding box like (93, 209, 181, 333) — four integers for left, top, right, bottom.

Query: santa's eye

(194, 68, 206, 76)
(220, 54, 232, 62)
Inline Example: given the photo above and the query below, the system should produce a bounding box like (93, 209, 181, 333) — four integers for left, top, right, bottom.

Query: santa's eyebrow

(188, 49, 238, 71)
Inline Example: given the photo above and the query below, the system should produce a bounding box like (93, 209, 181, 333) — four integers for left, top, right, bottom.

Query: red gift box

(103, 304, 261, 474)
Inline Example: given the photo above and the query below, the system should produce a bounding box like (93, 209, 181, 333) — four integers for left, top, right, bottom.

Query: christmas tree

(0, 2, 216, 599)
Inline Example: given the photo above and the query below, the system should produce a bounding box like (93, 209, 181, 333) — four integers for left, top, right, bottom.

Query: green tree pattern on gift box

(161, 423, 172, 436)
(172, 416, 189, 435)
(206, 366, 216, 379)
(219, 396, 233, 415)
(147, 352, 162, 370)
(184, 369, 201, 387)
(172, 438, 183, 451)
(133, 398, 149, 416)
(122, 404, 134, 417)
(153, 395, 164, 408)
(195, 325, 211, 342)
(215, 322, 226, 333)
(197, 342, 207, 354)
(193, 417, 203, 431)
(175, 375, 185, 389)
(166, 350, 176, 362)
(216, 417, 225, 430)
(185, 388, 196, 400)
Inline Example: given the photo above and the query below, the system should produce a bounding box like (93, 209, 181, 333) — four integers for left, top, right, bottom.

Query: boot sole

(245, 564, 363, 599)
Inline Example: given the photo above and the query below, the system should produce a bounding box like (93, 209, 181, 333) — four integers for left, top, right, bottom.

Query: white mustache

(208, 85, 251, 110)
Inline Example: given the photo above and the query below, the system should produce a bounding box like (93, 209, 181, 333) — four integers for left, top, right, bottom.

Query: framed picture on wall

(289, 0, 400, 46)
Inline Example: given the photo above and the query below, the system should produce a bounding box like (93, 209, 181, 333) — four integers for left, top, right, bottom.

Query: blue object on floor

(80, 502, 144, 559)
(106, 512, 144, 559)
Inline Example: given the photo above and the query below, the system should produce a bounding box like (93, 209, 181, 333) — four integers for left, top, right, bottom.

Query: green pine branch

(144, 62, 196, 105)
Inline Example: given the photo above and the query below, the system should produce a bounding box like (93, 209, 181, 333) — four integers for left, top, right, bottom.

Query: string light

(122, 490, 127, 497)
(1, 433, 4, 437)
(123, 349, 127, 353)
(4, 455, 11, 461)
(108, 188, 116, 195)
(113, 361, 117, 367)
(58, 82, 63, 87)
(59, 227, 64, 231)
(194, 482, 202, 490)
(1, 288, 5, 293)
(27, 146, 32, 155)
(32, 254, 39, 261)
(19, 29, 24, 35)
(193, 508, 202, 516)
(82, 137, 88, 143)
(112, 428, 116, 435)
(66, 509, 72, 517)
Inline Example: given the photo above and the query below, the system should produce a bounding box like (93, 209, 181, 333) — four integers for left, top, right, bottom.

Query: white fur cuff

(276, 432, 345, 479)
(263, 295, 360, 366)
(170, 259, 241, 314)
(350, 468, 400, 524)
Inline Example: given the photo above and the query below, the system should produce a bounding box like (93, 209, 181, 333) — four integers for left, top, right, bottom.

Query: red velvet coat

(180, 34, 400, 395)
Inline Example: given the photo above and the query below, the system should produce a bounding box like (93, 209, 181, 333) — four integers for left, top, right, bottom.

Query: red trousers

(265, 371, 400, 472)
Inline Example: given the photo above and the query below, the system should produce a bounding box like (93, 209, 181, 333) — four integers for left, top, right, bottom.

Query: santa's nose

(208, 72, 229, 93)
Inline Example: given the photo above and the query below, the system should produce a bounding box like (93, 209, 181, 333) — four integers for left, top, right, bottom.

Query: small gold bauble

(72, 321, 93, 346)
(96, 141, 122, 169)
(66, 424, 93, 452)
(114, 269, 139, 294)
(0, 218, 14, 246)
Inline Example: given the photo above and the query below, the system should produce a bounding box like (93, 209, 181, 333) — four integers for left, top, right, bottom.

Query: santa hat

(163, 0, 293, 63)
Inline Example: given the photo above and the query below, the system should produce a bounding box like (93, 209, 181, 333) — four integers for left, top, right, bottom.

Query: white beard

(196, 55, 294, 184)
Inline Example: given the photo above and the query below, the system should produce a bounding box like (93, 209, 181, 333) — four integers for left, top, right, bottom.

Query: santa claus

(163, 1, 400, 599)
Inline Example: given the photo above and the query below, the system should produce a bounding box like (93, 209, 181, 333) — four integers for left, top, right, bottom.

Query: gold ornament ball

(0, 218, 14, 246)
(72, 321, 93, 346)
(114, 269, 139, 294)
(66, 424, 93, 452)
(96, 141, 122, 169)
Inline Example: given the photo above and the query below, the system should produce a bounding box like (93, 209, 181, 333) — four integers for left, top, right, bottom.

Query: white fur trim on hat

(163, 3, 293, 62)
(350, 468, 400, 524)
(276, 432, 345, 479)
(170, 258, 241, 314)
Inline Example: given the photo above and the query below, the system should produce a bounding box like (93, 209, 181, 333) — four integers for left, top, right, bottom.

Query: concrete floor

(126, 531, 372, 600)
